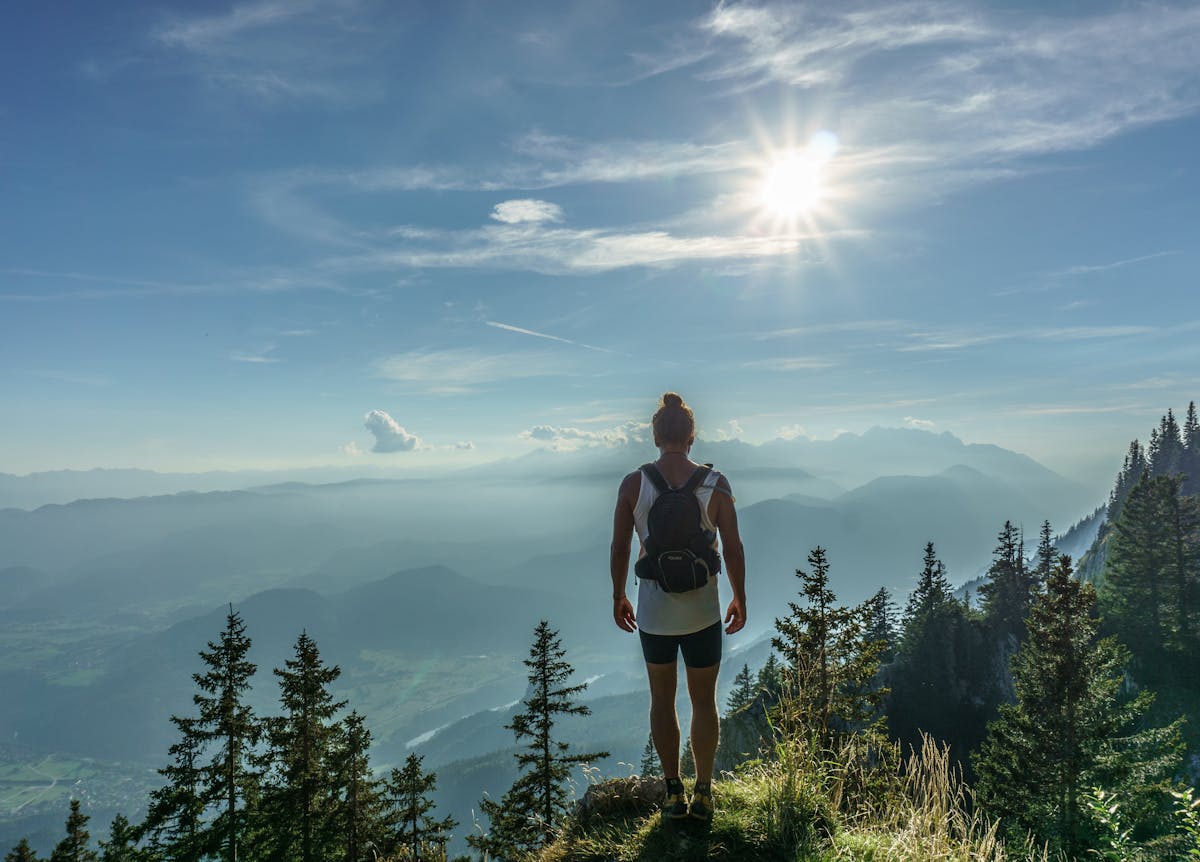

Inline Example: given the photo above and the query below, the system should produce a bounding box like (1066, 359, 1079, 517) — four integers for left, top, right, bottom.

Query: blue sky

(2, 0, 1198, 482)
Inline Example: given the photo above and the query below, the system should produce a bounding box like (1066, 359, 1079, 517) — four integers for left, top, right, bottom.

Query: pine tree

(1149, 410, 1184, 477)
(889, 545, 991, 771)
(974, 556, 1183, 857)
(726, 664, 756, 713)
(6, 839, 40, 862)
(142, 716, 206, 862)
(756, 653, 783, 703)
(772, 547, 887, 744)
(718, 659, 779, 771)
(468, 621, 608, 860)
(98, 815, 144, 862)
(679, 740, 695, 779)
(638, 733, 657, 777)
(262, 631, 347, 862)
(383, 754, 456, 862)
(1183, 402, 1200, 496)
(1108, 440, 1148, 522)
(979, 520, 1037, 644)
(864, 587, 898, 664)
(1033, 520, 1056, 589)
(1102, 472, 1200, 663)
(329, 711, 384, 862)
(904, 542, 952, 626)
(50, 800, 98, 862)
(192, 606, 260, 862)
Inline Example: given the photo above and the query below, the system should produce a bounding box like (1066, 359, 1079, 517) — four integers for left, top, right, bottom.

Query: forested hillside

(6, 409, 1199, 860)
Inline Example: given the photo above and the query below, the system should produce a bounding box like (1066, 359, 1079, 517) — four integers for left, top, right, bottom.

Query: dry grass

(830, 734, 1052, 862)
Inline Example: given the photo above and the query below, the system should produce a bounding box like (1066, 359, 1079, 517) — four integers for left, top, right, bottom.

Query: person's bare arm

(713, 475, 747, 634)
(610, 471, 640, 632)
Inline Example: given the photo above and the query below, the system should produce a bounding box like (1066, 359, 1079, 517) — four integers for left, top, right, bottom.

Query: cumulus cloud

(520, 420, 649, 448)
(364, 409, 422, 453)
(776, 424, 809, 440)
(455, 441, 475, 450)
(341, 441, 364, 456)
(904, 416, 936, 431)
(490, 199, 564, 224)
(709, 419, 745, 441)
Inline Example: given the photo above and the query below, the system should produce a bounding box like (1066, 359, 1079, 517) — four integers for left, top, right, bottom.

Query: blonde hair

(652, 392, 695, 448)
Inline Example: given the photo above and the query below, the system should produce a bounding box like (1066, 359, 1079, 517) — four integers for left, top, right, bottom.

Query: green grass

(539, 735, 1047, 862)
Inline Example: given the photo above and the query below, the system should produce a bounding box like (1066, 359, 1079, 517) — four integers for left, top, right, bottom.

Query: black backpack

(633, 463, 722, 593)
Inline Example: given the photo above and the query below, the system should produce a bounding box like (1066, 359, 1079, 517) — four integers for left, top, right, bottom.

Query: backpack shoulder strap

(640, 463, 671, 493)
(682, 463, 713, 494)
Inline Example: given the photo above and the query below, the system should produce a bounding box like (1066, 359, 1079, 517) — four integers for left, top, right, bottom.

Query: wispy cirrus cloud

(151, 0, 386, 102)
(1057, 251, 1182, 277)
(372, 348, 567, 393)
(485, 320, 614, 354)
(742, 356, 837, 371)
(668, 2, 1200, 200)
(320, 219, 814, 276)
(229, 346, 281, 363)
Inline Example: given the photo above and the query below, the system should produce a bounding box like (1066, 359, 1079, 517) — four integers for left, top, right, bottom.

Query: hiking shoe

(662, 778, 689, 820)
(689, 782, 714, 821)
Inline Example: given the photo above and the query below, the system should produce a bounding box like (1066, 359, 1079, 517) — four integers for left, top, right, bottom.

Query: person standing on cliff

(609, 392, 747, 821)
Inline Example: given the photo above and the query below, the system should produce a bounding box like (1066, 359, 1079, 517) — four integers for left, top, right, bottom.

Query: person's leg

(680, 622, 723, 787)
(645, 660, 680, 777)
(684, 661, 720, 784)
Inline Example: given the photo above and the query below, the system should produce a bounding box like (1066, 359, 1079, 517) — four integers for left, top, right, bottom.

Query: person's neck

(659, 449, 690, 459)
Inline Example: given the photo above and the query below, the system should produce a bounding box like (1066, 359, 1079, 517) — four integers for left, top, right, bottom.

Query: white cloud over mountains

(521, 420, 650, 448)
(363, 409, 421, 453)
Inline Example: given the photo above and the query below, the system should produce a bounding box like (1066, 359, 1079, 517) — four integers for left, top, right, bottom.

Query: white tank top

(632, 466, 724, 636)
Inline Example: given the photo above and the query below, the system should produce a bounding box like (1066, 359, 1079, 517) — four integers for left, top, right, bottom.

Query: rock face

(574, 777, 665, 821)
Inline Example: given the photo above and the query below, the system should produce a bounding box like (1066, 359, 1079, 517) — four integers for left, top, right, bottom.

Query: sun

(756, 131, 839, 221)
(761, 154, 823, 217)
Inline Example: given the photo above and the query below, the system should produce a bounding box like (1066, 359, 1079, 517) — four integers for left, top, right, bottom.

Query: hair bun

(661, 392, 684, 409)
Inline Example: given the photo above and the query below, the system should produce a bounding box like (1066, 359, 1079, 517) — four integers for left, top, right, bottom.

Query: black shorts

(639, 621, 722, 668)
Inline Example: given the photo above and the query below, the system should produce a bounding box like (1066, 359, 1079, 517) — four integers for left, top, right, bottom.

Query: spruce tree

(262, 631, 347, 862)
(329, 710, 384, 862)
(98, 815, 144, 862)
(889, 543, 991, 771)
(50, 800, 97, 862)
(864, 587, 898, 664)
(726, 664, 756, 713)
(1102, 472, 1200, 663)
(979, 520, 1036, 643)
(1033, 520, 1056, 589)
(1183, 401, 1199, 495)
(679, 739, 695, 779)
(974, 555, 1183, 857)
(192, 606, 260, 862)
(142, 716, 206, 862)
(904, 542, 952, 626)
(6, 839, 40, 862)
(756, 653, 783, 703)
(638, 733, 657, 777)
(468, 620, 607, 860)
(772, 547, 887, 744)
(384, 754, 456, 862)
(1109, 440, 1148, 522)
(1149, 410, 1184, 477)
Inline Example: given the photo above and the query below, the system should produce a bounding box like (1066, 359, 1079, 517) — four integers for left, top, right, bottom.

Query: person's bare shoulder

(618, 470, 641, 503)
